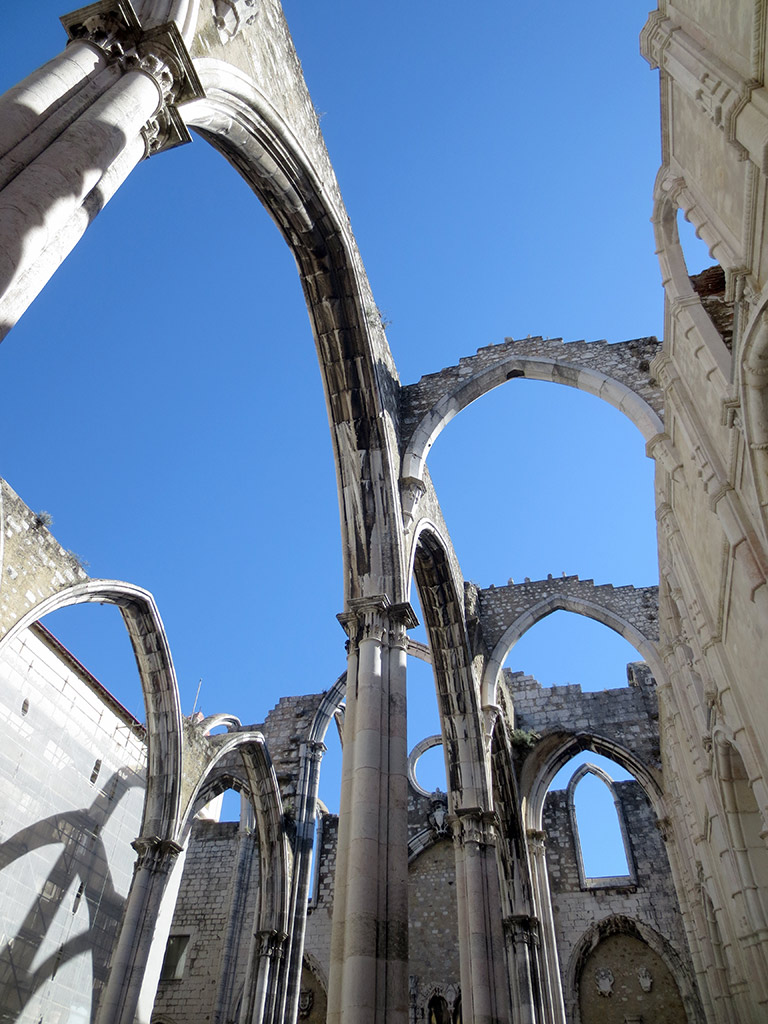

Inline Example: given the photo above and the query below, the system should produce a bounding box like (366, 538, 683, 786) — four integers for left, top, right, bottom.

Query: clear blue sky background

(1, 1, 703, 870)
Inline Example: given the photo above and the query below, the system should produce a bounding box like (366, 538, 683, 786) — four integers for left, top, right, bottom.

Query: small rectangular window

(160, 934, 190, 981)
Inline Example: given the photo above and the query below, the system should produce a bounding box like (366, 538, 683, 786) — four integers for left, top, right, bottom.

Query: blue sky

(1, 2, 680, 861)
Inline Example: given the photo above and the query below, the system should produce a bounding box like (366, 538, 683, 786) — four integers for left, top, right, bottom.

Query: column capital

(337, 596, 418, 649)
(526, 828, 547, 853)
(131, 835, 184, 871)
(61, 0, 204, 154)
(503, 913, 540, 948)
(448, 806, 497, 847)
(303, 739, 327, 764)
(255, 928, 288, 961)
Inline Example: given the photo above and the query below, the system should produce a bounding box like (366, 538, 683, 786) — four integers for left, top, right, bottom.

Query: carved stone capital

(255, 928, 288, 960)
(61, 0, 204, 155)
(305, 739, 327, 764)
(448, 807, 497, 848)
(338, 597, 417, 651)
(526, 828, 547, 855)
(131, 835, 184, 872)
(503, 914, 540, 948)
(399, 475, 427, 529)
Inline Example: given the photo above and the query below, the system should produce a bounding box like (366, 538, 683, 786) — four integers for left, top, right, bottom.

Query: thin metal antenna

(191, 678, 203, 715)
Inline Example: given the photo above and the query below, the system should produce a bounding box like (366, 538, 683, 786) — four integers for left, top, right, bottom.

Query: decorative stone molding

(61, 0, 204, 154)
(640, 11, 673, 70)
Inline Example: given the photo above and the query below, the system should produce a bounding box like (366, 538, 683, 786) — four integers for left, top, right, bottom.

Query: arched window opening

(547, 755, 638, 889)
(673, 208, 733, 353)
(569, 766, 633, 884)
(196, 782, 245, 824)
(426, 381, 657, 591)
(505, 610, 644, 692)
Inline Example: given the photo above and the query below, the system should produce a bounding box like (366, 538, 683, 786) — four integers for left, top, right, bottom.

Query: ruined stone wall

(0, 624, 145, 1024)
(509, 665, 661, 776)
(408, 839, 461, 1008)
(543, 780, 688, 980)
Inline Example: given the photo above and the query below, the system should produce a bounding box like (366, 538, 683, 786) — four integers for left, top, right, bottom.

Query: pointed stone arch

(476, 577, 661, 704)
(521, 731, 665, 836)
(411, 523, 487, 810)
(182, 57, 406, 602)
(399, 336, 663, 497)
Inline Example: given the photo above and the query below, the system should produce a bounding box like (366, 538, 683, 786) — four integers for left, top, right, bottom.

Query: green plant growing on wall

(510, 728, 541, 749)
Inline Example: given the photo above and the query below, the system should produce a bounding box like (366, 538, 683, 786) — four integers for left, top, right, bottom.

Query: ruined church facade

(0, 1, 766, 1023)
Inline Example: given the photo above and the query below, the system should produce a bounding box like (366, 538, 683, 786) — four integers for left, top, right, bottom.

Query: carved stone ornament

(594, 966, 615, 997)
(638, 966, 653, 992)
(298, 988, 314, 1018)
(61, 0, 204, 155)
(428, 796, 450, 836)
(213, 0, 259, 43)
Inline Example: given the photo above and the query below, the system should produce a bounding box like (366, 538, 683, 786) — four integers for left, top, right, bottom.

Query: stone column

(95, 836, 183, 1024)
(0, 3, 203, 341)
(0, 41, 108, 161)
(327, 597, 416, 1024)
(526, 829, 566, 1024)
(240, 928, 288, 1024)
(281, 738, 326, 1024)
(503, 914, 542, 1024)
(449, 808, 513, 1024)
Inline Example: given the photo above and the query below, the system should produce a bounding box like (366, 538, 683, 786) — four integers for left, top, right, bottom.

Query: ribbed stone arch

(0, 578, 183, 840)
(185, 730, 289, 935)
(411, 523, 488, 810)
(477, 578, 661, 704)
(182, 58, 406, 602)
(400, 339, 663, 490)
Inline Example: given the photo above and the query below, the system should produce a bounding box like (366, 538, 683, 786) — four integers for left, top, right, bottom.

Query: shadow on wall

(0, 768, 142, 1024)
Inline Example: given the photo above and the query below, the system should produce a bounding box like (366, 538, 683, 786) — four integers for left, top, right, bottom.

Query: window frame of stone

(566, 763, 637, 890)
